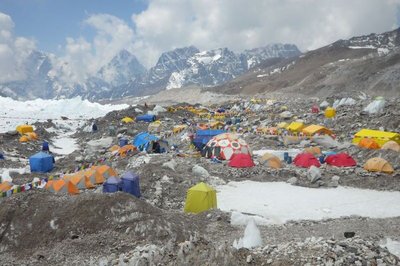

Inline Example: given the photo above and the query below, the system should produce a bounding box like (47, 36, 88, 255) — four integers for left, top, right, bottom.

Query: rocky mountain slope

(212, 28, 400, 97)
(0, 44, 300, 100)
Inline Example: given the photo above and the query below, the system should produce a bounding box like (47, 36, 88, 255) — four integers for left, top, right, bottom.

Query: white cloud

(57, 14, 135, 83)
(0, 12, 36, 82)
(132, 0, 400, 67)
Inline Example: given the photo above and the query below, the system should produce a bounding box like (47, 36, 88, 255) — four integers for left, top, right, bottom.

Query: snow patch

(217, 181, 400, 225)
(380, 238, 400, 258)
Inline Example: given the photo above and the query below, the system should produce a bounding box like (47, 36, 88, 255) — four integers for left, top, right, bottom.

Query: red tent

(311, 105, 320, 113)
(325, 153, 356, 167)
(228, 153, 255, 168)
(293, 153, 321, 168)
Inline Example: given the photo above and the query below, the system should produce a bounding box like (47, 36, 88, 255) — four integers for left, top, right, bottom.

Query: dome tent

(293, 153, 321, 168)
(228, 153, 255, 168)
(184, 182, 217, 214)
(325, 153, 356, 167)
(203, 133, 251, 160)
(364, 157, 394, 174)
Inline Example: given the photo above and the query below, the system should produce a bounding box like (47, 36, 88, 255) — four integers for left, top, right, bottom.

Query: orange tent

(46, 179, 79, 195)
(358, 138, 380, 149)
(25, 132, 38, 140)
(92, 165, 117, 179)
(117, 144, 136, 158)
(260, 153, 282, 169)
(83, 169, 105, 184)
(63, 172, 94, 189)
(109, 145, 120, 152)
(0, 182, 12, 192)
(19, 135, 29, 142)
(381, 141, 400, 152)
(364, 157, 394, 174)
(304, 146, 322, 156)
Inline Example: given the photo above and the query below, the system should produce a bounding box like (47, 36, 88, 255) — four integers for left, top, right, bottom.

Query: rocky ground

(0, 95, 399, 265)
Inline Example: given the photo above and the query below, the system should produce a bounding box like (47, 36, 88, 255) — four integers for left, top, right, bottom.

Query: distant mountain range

(0, 44, 300, 100)
(211, 27, 400, 97)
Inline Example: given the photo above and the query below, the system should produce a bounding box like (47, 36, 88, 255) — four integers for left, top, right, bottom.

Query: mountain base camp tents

(103, 177, 122, 193)
(228, 153, 255, 168)
(29, 152, 54, 173)
(325, 153, 356, 167)
(352, 129, 400, 146)
(121, 171, 141, 198)
(184, 182, 217, 214)
(364, 158, 394, 174)
(293, 153, 321, 168)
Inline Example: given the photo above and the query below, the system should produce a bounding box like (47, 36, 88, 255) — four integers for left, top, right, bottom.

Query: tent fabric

(63, 173, 94, 189)
(103, 177, 122, 193)
(121, 171, 141, 198)
(16, 125, 33, 134)
(184, 182, 217, 214)
(29, 152, 54, 173)
(192, 130, 226, 151)
(260, 153, 282, 169)
(117, 145, 136, 157)
(325, 153, 357, 167)
(83, 169, 105, 184)
(203, 133, 251, 160)
(228, 153, 255, 168)
(46, 180, 79, 195)
(381, 141, 400, 152)
(0, 182, 12, 192)
(287, 122, 305, 132)
(302, 125, 333, 136)
(133, 132, 159, 151)
(325, 107, 336, 118)
(92, 165, 117, 179)
(304, 146, 322, 156)
(293, 153, 321, 168)
(352, 129, 400, 146)
(136, 114, 156, 122)
(121, 117, 134, 123)
(358, 138, 380, 149)
(364, 157, 394, 174)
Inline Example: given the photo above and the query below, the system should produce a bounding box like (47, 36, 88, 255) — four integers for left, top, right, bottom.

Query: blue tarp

(0, 153, 4, 160)
(121, 171, 141, 198)
(193, 130, 226, 150)
(103, 176, 122, 193)
(29, 152, 54, 173)
(133, 132, 159, 151)
(136, 114, 156, 122)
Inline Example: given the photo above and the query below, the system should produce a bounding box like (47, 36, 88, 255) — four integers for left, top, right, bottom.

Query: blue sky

(0, 0, 147, 53)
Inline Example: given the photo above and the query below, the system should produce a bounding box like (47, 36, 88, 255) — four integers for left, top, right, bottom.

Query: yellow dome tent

(184, 182, 217, 214)
(364, 157, 394, 174)
(324, 107, 336, 118)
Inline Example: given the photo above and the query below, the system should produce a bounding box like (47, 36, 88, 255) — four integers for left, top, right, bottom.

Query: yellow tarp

(287, 122, 305, 132)
(184, 182, 217, 214)
(302, 125, 333, 136)
(352, 129, 400, 146)
(16, 125, 33, 134)
(121, 117, 134, 123)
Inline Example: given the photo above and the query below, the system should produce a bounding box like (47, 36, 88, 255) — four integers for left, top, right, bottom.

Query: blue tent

(121, 171, 141, 198)
(193, 130, 226, 150)
(0, 153, 4, 160)
(133, 132, 159, 151)
(136, 114, 156, 122)
(103, 176, 122, 193)
(29, 152, 54, 173)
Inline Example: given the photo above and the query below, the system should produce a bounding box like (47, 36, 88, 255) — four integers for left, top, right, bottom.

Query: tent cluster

(353, 129, 400, 149)
(16, 124, 38, 143)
